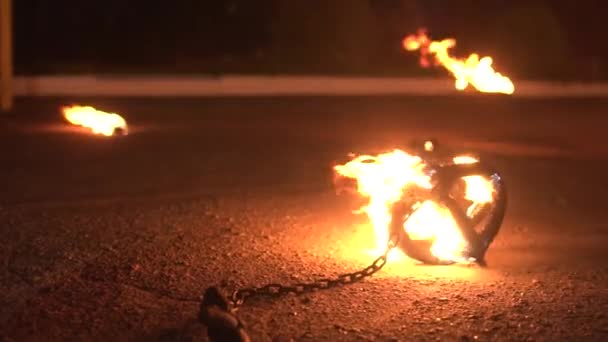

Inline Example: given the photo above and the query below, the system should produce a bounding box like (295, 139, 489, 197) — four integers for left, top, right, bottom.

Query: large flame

(62, 105, 128, 136)
(403, 29, 514, 95)
(334, 149, 494, 263)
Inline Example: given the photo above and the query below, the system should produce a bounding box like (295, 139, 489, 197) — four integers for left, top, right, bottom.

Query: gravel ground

(1, 96, 607, 341)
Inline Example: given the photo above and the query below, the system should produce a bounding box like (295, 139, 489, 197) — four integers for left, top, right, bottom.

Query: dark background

(13, 0, 607, 81)
(4, 1, 608, 340)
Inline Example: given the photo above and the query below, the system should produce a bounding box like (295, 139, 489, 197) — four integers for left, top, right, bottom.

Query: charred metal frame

(390, 159, 507, 265)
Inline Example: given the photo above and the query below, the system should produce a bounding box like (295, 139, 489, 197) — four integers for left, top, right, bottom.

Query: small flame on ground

(334, 150, 495, 264)
(62, 105, 128, 136)
(403, 29, 514, 95)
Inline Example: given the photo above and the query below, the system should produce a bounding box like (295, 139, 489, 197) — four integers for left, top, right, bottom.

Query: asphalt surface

(1, 96, 608, 341)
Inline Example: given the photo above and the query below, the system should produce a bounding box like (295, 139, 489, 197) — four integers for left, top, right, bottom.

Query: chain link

(230, 241, 395, 307)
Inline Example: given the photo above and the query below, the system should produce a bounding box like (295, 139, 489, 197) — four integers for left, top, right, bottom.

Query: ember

(335, 149, 505, 265)
(62, 105, 128, 136)
(403, 28, 515, 95)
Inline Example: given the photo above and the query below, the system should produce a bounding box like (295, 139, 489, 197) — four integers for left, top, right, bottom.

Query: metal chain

(230, 240, 396, 307)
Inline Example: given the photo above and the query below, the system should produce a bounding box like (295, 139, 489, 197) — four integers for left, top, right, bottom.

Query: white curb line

(13, 75, 608, 98)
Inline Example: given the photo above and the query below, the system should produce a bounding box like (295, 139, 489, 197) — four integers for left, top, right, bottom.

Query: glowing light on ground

(62, 105, 128, 136)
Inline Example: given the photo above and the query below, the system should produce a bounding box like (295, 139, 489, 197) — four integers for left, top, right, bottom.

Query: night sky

(12, 0, 608, 80)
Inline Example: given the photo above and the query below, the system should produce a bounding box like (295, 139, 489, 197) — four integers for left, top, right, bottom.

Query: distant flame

(403, 29, 514, 94)
(62, 105, 128, 136)
(334, 150, 495, 263)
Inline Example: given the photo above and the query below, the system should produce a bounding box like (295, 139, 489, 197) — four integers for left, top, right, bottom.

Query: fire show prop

(335, 150, 506, 265)
(199, 143, 507, 341)
(404, 28, 515, 94)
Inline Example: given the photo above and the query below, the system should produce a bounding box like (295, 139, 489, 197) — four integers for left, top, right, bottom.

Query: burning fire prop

(199, 144, 508, 341)
(62, 105, 128, 136)
(334, 148, 506, 265)
(404, 29, 515, 95)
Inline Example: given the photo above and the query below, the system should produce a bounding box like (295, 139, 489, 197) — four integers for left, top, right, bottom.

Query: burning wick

(403, 28, 515, 95)
(62, 105, 128, 136)
(334, 149, 496, 264)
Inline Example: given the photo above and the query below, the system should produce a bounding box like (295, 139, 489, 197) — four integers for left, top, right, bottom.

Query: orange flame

(334, 150, 495, 264)
(62, 105, 128, 136)
(403, 29, 514, 94)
